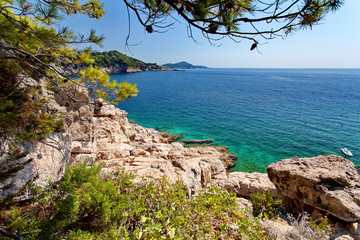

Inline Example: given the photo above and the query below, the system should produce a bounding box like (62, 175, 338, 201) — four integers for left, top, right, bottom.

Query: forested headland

(90, 50, 171, 72)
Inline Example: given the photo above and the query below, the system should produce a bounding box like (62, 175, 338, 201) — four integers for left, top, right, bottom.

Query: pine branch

(0, 228, 41, 240)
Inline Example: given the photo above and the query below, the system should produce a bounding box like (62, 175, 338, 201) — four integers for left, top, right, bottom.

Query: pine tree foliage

(0, 0, 138, 144)
(91, 50, 158, 70)
(124, 0, 344, 46)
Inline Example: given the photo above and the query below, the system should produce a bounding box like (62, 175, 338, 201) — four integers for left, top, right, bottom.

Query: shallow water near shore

(115, 68, 360, 172)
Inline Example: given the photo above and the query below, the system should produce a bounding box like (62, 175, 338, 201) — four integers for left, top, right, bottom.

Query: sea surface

(114, 68, 360, 172)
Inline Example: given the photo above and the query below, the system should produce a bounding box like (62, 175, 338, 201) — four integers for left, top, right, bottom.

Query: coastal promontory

(66, 50, 172, 74)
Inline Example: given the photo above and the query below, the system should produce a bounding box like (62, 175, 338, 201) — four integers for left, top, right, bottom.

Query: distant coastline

(65, 50, 174, 74)
(163, 61, 208, 70)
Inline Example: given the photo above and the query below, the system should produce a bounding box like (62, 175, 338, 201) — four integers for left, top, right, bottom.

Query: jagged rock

(94, 98, 128, 120)
(224, 172, 276, 198)
(267, 155, 360, 223)
(72, 141, 95, 154)
(58, 93, 231, 193)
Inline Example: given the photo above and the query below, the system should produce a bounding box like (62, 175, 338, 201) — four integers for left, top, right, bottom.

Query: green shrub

(0, 164, 267, 239)
(250, 189, 282, 219)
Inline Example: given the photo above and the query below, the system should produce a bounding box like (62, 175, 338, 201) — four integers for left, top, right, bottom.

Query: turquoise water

(115, 68, 360, 172)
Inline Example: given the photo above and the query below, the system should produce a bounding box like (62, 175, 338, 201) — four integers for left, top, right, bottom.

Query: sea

(114, 68, 360, 173)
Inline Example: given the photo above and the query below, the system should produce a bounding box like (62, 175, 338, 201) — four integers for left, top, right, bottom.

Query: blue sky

(64, 0, 360, 68)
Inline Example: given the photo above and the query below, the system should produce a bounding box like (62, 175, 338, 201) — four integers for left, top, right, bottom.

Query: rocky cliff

(65, 63, 172, 74)
(0, 82, 240, 201)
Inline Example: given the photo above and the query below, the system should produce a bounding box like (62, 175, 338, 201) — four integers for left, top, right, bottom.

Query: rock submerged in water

(160, 132, 183, 143)
(267, 155, 360, 223)
(181, 139, 214, 145)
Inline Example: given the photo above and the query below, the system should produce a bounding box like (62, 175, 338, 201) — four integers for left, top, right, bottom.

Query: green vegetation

(163, 61, 207, 69)
(0, 164, 267, 239)
(250, 190, 282, 219)
(0, 0, 138, 211)
(0, 0, 138, 145)
(0, 62, 64, 142)
(91, 50, 159, 70)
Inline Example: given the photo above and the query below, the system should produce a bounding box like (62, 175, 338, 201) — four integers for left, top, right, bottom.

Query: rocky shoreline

(65, 63, 174, 75)
(99, 64, 174, 73)
(1, 83, 360, 239)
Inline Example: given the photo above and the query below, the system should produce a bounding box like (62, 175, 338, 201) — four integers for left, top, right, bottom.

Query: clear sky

(63, 0, 360, 68)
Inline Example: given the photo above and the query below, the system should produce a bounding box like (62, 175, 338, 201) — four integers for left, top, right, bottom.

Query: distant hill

(163, 61, 207, 69)
(65, 50, 172, 74)
(91, 50, 171, 73)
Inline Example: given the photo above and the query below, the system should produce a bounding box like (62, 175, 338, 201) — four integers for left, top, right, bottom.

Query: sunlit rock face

(0, 132, 71, 201)
(52, 87, 232, 194)
(224, 172, 276, 198)
(268, 155, 360, 223)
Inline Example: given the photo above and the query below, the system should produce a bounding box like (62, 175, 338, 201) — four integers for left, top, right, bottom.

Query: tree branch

(0, 228, 41, 240)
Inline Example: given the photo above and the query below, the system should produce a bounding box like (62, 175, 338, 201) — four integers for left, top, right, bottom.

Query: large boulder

(224, 172, 276, 198)
(267, 155, 360, 222)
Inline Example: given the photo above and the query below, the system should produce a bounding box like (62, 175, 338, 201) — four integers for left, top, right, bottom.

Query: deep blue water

(114, 68, 360, 172)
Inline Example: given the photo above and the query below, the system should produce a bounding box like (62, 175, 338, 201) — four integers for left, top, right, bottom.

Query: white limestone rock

(224, 172, 276, 198)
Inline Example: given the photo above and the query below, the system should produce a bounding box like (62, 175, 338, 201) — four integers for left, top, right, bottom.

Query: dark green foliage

(250, 189, 282, 219)
(0, 60, 63, 143)
(0, 164, 267, 239)
(0, 0, 137, 146)
(91, 50, 159, 70)
(125, 0, 344, 45)
(0, 0, 138, 188)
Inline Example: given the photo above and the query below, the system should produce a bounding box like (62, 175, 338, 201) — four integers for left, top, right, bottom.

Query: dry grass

(261, 213, 333, 240)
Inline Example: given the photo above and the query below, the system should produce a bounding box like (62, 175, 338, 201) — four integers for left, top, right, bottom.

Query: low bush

(0, 164, 267, 239)
(250, 189, 282, 219)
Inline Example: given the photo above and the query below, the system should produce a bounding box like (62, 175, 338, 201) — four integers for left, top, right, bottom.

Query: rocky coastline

(99, 64, 173, 74)
(65, 63, 174, 75)
(1, 83, 360, 239)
